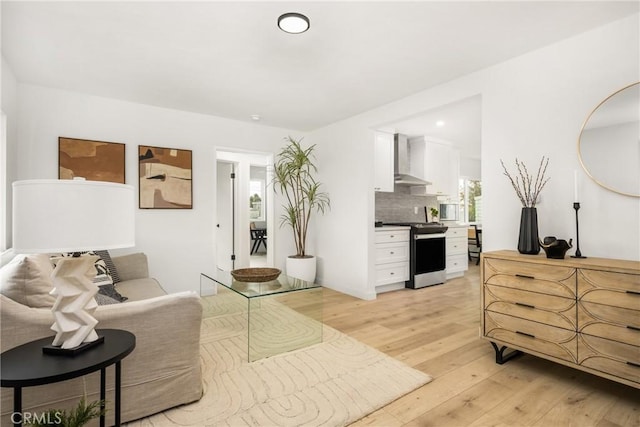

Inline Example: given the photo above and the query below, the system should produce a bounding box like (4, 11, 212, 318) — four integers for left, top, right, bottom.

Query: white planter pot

(285, 256, 316, 283)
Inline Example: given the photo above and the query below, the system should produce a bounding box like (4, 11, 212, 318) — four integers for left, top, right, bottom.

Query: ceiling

(382, 95, 482, 159)
(2, 1, 638, 133)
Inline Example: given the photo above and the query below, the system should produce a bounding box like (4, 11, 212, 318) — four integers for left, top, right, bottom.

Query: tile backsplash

(375, 186, 439, 223)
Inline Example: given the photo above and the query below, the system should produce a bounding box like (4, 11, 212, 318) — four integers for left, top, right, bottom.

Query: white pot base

(285, 256, 316, 282)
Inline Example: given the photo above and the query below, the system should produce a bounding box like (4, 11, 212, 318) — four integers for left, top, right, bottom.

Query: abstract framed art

(138, 145, 193, 209)
(58, 137, 126, 183)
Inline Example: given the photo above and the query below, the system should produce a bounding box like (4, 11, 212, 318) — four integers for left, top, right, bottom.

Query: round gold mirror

(578, 82, 639, 198)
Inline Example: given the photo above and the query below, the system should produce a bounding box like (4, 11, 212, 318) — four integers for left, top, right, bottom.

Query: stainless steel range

(384, 222, 448, 289)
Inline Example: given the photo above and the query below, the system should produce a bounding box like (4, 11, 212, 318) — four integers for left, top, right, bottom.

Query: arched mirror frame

(577, 81, 640, 198)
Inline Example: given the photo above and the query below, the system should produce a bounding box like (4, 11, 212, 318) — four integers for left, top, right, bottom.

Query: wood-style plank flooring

(320, 264, 640, 427)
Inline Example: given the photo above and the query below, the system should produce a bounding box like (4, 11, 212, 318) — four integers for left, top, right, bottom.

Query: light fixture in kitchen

(436, 120, 445, 127)
(278, 13, 310, 34)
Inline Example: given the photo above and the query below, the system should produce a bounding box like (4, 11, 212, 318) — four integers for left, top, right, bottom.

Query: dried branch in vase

(500, 156, 550, 208)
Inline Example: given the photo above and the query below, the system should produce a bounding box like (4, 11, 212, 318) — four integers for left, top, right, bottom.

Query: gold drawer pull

(516, 331, 535, 338)
(515, 302, 535, 309)
(626, 290, 640, 296)
(515, 274, 535, 280)
(626, 361, 640, 368)
(627, 325, 640, 332)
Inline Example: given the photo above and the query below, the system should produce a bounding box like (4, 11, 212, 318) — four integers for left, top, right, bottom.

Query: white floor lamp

(12, 178, 135, 355)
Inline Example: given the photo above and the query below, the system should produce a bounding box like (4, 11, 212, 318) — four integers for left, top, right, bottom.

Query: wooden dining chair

(250, 222, 267, 254)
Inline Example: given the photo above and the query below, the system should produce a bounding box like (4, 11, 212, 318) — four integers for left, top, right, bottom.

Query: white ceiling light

(278, 13, 310, 34)
(436, 120, 445, 127)
(251, 114, 261, 121)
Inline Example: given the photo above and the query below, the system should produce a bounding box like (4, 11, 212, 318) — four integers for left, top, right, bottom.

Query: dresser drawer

(484, 311, 577, 363)
(578, 302, 640, 346)
(375, 230, 410, 244)
(375, 242, 409, 264)
(577, 269, 640, 310)
(445, 227, 467, 238)
(446, 236, 467, 255)
(446, 253, 468, 273)
(578, 334, 640, 384)
(483, 258, 576, 299)
(484, 284, 576, 330)
(375, 262, 409, 286)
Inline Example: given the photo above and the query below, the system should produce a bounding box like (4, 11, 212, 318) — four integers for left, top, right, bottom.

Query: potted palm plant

(273, 136, 330, 282)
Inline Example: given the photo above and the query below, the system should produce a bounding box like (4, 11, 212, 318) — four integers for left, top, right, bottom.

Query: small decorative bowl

(230, 267, 281, 283)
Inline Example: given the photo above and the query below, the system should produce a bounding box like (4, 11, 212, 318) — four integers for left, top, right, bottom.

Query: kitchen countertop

(375, 225, 411, 231)
(441, 221, 468, 227)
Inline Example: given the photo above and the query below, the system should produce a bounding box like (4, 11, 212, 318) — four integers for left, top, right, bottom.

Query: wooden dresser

(481, 250, 640, 388)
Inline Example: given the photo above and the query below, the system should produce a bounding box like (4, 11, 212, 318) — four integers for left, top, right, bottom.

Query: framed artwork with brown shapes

(138, 145, 193, 209)
(59, 137, 126, 184)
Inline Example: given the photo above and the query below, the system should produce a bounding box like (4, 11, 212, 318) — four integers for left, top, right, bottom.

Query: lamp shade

(12, 179, 135, 253)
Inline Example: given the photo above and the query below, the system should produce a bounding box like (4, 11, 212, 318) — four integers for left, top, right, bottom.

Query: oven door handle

(414, 233, 446, 240)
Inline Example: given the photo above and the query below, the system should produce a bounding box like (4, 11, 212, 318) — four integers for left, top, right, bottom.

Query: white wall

(13, 84, 301, 293)
(310, 14, 639, 299)
(1, 56, 19, 249)
(460, 157, 481, 181)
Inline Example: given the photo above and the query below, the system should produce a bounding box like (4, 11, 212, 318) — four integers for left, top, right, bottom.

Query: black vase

(518, 207, 540, 254)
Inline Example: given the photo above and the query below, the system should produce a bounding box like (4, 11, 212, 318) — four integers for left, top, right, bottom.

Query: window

(459, 178, 482, 224)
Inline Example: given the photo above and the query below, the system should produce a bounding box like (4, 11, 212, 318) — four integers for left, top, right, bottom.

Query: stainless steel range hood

(394, 134, 431, 186)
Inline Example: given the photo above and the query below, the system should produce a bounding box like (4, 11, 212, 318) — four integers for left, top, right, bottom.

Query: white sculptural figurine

(49, 255, 100, 349)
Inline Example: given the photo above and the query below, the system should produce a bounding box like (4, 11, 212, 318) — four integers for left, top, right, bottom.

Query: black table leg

(100, 367, 106, 427)
(115, 361, 121, 426)
(13, 387, 22, 427)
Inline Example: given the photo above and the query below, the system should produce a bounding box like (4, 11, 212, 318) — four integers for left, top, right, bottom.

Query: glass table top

(201, 270, 321, 299)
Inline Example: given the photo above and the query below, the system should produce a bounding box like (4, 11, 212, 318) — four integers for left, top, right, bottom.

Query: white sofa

(0, 252, 203, 425)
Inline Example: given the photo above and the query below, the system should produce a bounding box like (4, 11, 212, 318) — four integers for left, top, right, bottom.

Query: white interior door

(216, 161, 235, 271)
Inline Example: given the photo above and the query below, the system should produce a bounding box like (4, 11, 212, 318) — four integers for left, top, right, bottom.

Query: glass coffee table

(200, 270, 322, 362)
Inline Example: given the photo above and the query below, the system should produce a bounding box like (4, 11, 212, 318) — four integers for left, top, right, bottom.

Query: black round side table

(1, 329, 135, 427)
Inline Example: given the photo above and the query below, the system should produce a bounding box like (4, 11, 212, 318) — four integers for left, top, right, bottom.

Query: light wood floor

(321, 264, 640, 427)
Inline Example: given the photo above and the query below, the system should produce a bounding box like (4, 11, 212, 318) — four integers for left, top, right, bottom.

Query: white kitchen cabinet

(426, 141, 459, 196)
(373, 132, 394, 192)
(409, 137, 459, 197)
(445, 224, 468, 279)
(374, 227, 410, 292)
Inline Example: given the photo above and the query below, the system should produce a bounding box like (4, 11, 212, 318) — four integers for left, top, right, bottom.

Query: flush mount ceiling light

(278, 12, 310, 34)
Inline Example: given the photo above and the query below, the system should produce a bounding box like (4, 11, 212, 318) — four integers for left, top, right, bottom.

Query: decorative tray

(230, 267, 281, 283)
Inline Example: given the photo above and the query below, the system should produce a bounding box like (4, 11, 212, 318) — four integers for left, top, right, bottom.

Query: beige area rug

(128, 291, 432, 426)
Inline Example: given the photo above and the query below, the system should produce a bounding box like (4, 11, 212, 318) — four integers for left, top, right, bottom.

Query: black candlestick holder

(571, 202, 587, 258)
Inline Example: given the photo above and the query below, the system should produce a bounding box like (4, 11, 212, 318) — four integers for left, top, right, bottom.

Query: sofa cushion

(0, 254, 56, 307)
(112, 253, 149, 282)
(116, 278, 166, 302)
